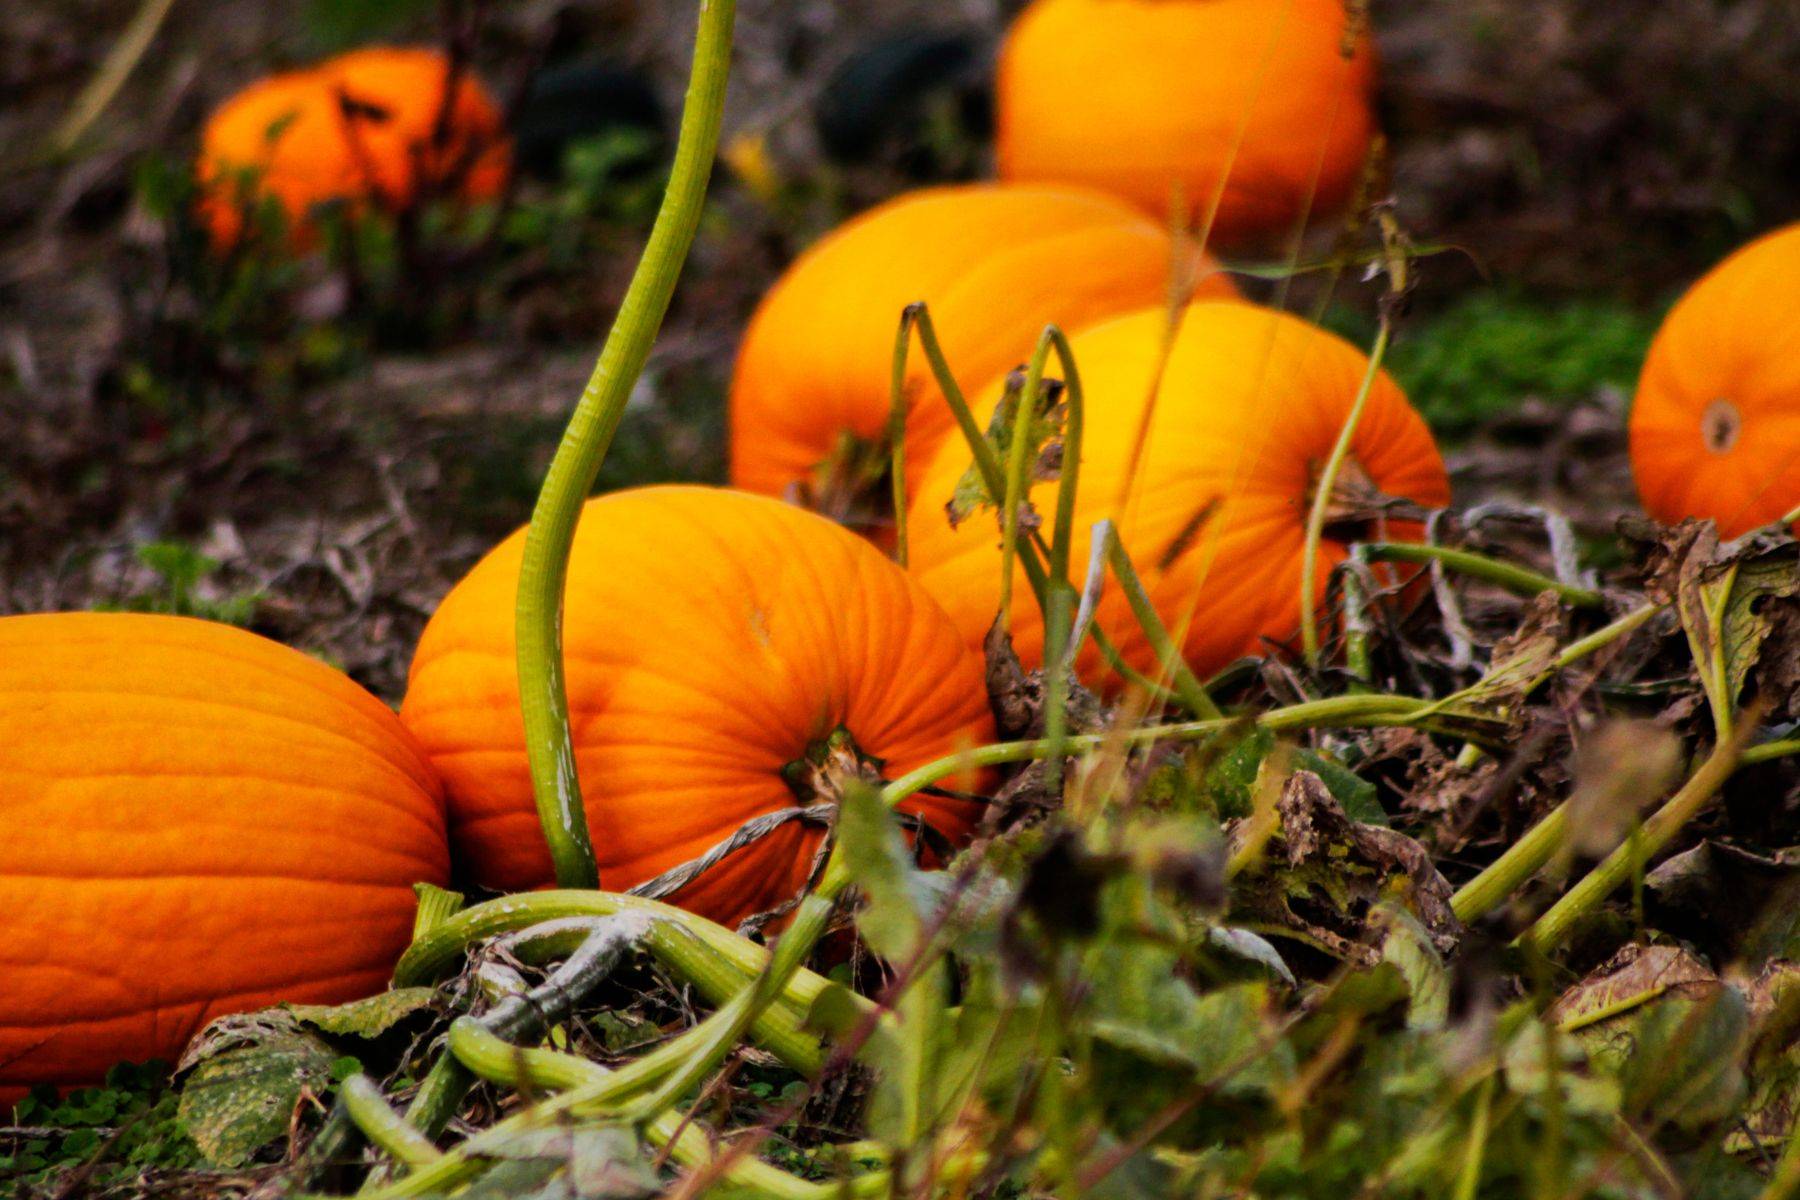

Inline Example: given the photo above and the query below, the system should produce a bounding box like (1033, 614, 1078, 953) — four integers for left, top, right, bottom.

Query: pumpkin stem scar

(781, 725, 888, 806)
(1702, 397, 1742, 454)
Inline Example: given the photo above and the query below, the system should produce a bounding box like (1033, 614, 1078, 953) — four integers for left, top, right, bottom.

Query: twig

(1301, 320, 1392, 664)
(1100, 521, 1222, 718)
(1359, 542, 1606, 609)
(46, 0, 177, 160)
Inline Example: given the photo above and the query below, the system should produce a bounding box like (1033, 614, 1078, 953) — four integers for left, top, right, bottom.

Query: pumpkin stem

(1306, 452, 1426, 543)
(782, 726, 888, 807)
(789, 431, 895, 543)
(1702, 397, 1741, 454)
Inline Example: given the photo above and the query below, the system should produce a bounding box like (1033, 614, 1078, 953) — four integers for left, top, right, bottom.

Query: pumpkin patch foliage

(10, 1, 1800, 1199)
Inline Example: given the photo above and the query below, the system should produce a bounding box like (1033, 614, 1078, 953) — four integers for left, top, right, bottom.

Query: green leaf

(1378, 905, 1450, 1030)
(1078, 1134, 1185, 1199)
(175, 1012, 337, 1167)
(286, 987, 438, 1038)
(839, 784, 957, 1168)
(1195, 726, 1383, 824)
(837, 784, 930, 963)
(1087, 965, 1286, 1148)
(1300, 748, 1385, 826)
(1090, 968, 1275, 1080)
(1500, 1012, 1623, 1119)
(803, 981, 868, 1041)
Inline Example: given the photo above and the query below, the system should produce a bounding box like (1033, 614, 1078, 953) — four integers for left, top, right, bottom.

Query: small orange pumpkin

(196, 46, 511, 249)
(0, 613, 449, 1098)
(401, 486, 996, 926)
(995, 0, 1378, 247)
(1630, 222, 1800, 538)
(907, 301, 1450, 685)
(728, 183, 1237, 523)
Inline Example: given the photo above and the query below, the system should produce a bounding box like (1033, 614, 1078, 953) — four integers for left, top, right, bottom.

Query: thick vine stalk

(340, 1076, 442, 1169)
(446, 1023, 885, 1200)
(1450, 805, 1571, 925)
(514, 0, 737, 888)
(393, 889, 842, 1039)
(1518, 724, 1751, 954)
(373, 915, 658, 1176)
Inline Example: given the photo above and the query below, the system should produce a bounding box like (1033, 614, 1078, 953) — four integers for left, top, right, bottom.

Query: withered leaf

(944, 368, 1066, 529)
(1547, 943, 1719, 1030)
(175, 1011, 336, 1167)
(1636, 516, 1800, 722)
(1457, 591, 1566, 721)
(1721, 550, 1800, 714)
(1228, 770, 1460, 965)
(1556, 943, 1748, 1132)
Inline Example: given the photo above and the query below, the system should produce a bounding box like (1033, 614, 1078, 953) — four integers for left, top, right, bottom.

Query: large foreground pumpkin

(1630, 222, 1800, 538)
(401, 486, 995, 925)
(908, 302, 1450, 686)
(728, 183, 1236, 517)
(197, 46, 511, 249)
(0, 613, 448, 1098)
(995, 0, 1378, 246)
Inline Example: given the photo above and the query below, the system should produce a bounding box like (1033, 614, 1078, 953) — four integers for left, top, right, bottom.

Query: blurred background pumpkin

(1630, 222, 1800, 538)
(995, 0, 1378, 249)
(195, 45, 510, 249)
(728, 182, 1237, 539)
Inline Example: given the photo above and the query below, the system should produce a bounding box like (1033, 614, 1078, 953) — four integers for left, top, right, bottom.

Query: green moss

(1331, 292, 1661, 438)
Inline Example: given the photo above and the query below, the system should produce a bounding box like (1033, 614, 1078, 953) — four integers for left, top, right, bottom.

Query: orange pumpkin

(400, 486, 996, 926)
(907, 301, 1450, 685)
(196, 46, 511, 249)
(995, 0, 1378, 247)
(728, 183, 1237, 523)
(0, 613, 448, 1098)
(1630, 222, 1800, 537)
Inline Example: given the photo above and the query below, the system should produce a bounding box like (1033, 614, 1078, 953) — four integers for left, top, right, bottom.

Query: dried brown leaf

(1229, 769, 1461, 965)
(1547, 943, 1719, 1029)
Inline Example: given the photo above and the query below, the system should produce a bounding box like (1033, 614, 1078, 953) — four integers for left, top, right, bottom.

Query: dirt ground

(3, 0, 1798, 700)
